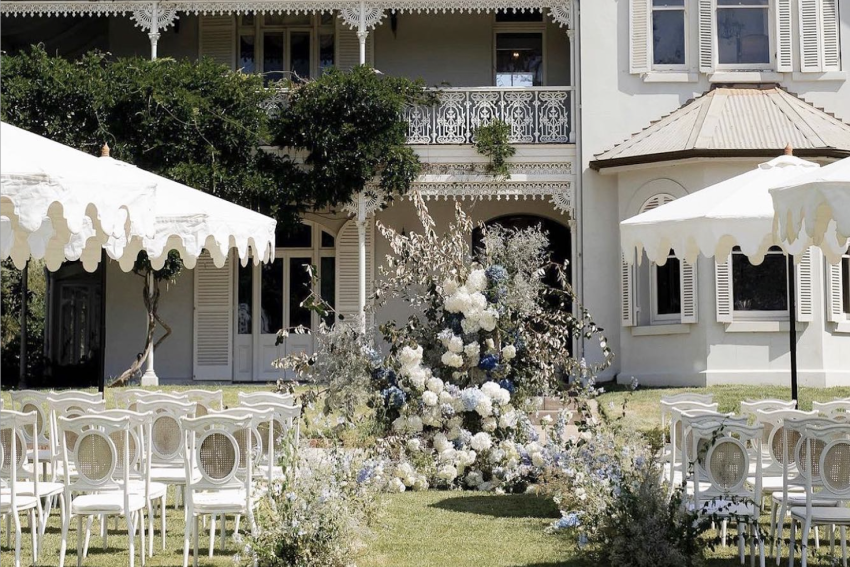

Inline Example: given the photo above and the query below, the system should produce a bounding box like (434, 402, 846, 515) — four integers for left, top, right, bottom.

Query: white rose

(437, 465, 458, 483)
(470, 432, 492, 452)
(448, 335, 464, 353)
(427, 377, 444, 394)
(441, 351, 464, 368)
(482, 417, 498, 432)
(422, 391, 438, 406)
(501, 345, 517, 361)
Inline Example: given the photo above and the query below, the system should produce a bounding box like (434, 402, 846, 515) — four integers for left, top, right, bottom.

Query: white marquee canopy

(771, 157, 850, 265)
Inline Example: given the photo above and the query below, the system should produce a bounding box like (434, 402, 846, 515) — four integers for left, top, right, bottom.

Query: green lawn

(2, 383, 849, 566)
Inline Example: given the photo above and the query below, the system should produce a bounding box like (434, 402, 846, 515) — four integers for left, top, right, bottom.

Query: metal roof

(591, 85, 850, 170)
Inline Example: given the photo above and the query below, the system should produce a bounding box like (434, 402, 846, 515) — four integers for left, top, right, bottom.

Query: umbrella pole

(787, 254, 798, 406)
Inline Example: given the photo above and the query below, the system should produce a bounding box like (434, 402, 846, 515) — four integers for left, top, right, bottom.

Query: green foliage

(272, 66, 429, 208)
(0, 260, 46, 386)
(473, 120, 517, 181)
(132, 250, 184, 284)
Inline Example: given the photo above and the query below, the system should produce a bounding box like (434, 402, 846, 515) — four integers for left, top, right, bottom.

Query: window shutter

(827, 261, 844, 322)
(621, 253, 636, 327)
(795, 249, 814, 322)
(799, 0, 822, 72)
(193, 251, 234, 380)
(629, 0, 651, 74)
(698, 0, 715, 73)
(821, 0, 841, 71)
(335, 17, 374, 71)
(680, 260, 698, 323)
(775, 0, 793, 71)
(335, 219, 375, 327)
(199, 15, 236, 69)
(715, 257, 733, 323)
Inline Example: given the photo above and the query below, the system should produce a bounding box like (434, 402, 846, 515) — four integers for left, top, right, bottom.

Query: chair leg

(193, 516, 199, 567)
(220, 514, 226, 550)
(814, 525, 820, 551)
(82, 515, 92, 558)
(29, 509, 37, 567)
(14, 511, 22, 567)
(161, 498, 166, 552)
(139, 510, 146, 567)
(59, 511, 70, 567)
(147, 501, 154, 558)
(776, 501, 789, 565)
(76, 515, 83, 567)
(841, 526, 847, 567)
(770, 502, 778, 558)
(801, 518, 812, 567)
(723, 519, 729, 547)
(209, 514, 216, 557)
(790, 519, 797, 567)
(182, 512, 191, 567)
(127, 512, 136, 567)
(751, 521, 757, 567)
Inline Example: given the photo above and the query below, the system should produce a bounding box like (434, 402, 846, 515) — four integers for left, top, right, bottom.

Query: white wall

(103, 260, 194, 383)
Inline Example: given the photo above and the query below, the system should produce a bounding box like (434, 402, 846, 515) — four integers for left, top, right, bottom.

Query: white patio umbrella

(771, 156, 850, 264)
(620, 153, 822, 402)
(1, 122, 157, 271)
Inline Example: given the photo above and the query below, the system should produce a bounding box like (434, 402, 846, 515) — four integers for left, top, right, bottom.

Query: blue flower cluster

(478, 354, 499, 371)
(485, 265, 508, 284)
(460, 387, 485, 412)
(498, 379, 515, 394)
(552, 512, 582, 530)
(382, 386, 406, 409)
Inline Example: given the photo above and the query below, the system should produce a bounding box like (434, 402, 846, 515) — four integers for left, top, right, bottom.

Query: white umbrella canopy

(1, 122, 157, 271)
(771, 156, 850, 264)
(620, 155, 820, 266)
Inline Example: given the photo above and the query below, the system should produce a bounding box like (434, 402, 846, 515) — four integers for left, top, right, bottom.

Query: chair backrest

(679, 412, 747, 471)
(740, 399, 797, 421)
(48, 397, 108, 455)
(208, 407, 275, 477)
(58, 414, 131, 495)
(754, 408, 819, 474)
(801, 424, 850, 509)
(48, 390, 103, 403)
(10, 390, 52, 448)
(239, 400, 302, 449)
(112, 389, 163, 410)
(0, 410, 39, 506)
(669, 404, 720, 451)
(691, 421, 763, 505)
(781, 417, 837, 490)
(135, 399, 196, 466)
(661, 392, 714, 405)
(813, 400, 850, 422)
(237, 392, 296, 407)
(182, 414, 253, 494)
(179, 390, 223, 417)
(87, 409, 153, 483)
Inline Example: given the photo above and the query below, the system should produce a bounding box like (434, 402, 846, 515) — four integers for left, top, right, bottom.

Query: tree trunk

(111, 269, 161, 387)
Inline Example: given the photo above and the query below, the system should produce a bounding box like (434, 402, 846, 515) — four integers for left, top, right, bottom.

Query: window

(843, 249, 850, 315)
(716, 0, 771, 67)
(238, 13, 335, 84)
(496, 33, 544, 86)
(496, 9, 544, 22)
(732, 246, 787, 316)
(651, 250, 682, 322)
(652, 0, 686, 66)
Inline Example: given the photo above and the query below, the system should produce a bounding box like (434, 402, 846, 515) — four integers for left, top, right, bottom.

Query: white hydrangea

(412, 475, 429, 491)
(437, 464, 458, 483)
(437, 328, 454, 347)
(470, 432, 492, 452)
(469, 291, 488, 312)
(463, 341, 480, 358)
(396, 462, 415, 486)
(444, 286, 471, 313)
(501, 344, 517, 361)
(489, 448, 505, 464)
(422, 390, 438, 406)
(439, 448, 457, 463)
(392, 416, 407, 432)
(447, 335, 464, 353)
(421, 406, 443, 427)
(438, 390, 454, 405)
(446, 426, 462, 441)
(442, 278, 459, 296)
(406, 365, 429, 390)
(460, 318, 481, 334)
(498, 409, 518, 429)
(481, 381, 502, 399)
(389, 477, 406, 493)
(406, 415, 423, 433)
(479, 309, 499, 332)
(482, 417, 497, 432)
(441, 351, 464, 368)
(457, 450, 477, 467)
(398, 344, 423, 370)
(427, 377, 444, 394)
(466, 269, 488, 293)
(433, 432, 450, 453)
(494, 388, 511, 406)
(446, 416, 463, 430)
(407, 438, 422, 452)
(475, 397, 493, 418)
(465, 470, 484, 488)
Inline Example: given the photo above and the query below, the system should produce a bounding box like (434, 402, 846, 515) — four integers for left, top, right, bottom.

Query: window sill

(631, 323, 691, 336)
(643, 72, 699, 83)
(832, 321, 850, 334)
(725, 321, 795, 333)
(709, 71, 784, 83)
(791, 71, 846, 82)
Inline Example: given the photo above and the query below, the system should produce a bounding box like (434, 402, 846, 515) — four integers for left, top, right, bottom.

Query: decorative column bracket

(343, 187, 386, 333)
(339, 2, 386, 30)
(132, 2, 179, 60)
(548, 4, 572, 28)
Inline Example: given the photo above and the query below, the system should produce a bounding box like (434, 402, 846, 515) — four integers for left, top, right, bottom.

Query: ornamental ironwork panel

(403, 87, 571, 145)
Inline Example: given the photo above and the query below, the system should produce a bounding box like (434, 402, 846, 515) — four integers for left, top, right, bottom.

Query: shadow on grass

(429, 493, 560, 519)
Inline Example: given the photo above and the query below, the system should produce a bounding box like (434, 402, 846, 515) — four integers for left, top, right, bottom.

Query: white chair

(179, 390, 223, 417)
(112, 390, 163, 411)
(47, 391, 103, 403)
(48, 397, 107, 482)
(770, 417, 838, 562)
(788, 424, 850, 567)
(237, 392, 295, 407)
(56, 413, 147, 567)
(690, 420, 766, 567)
(0, 410, 41, 567)
(665, 403, 720, 489)
(741, 400, 798, 423)
(238, 400, 302, 483)
(813, 400, 850, 422)
(751, 409, 818, 494)
(181, 414, 255, 567)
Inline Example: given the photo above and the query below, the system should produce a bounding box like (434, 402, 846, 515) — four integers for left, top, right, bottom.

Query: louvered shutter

(827, 261, 844, 322)
(775, 0, 793, 71)
(799, 0, 822, 72)
(680, 260, 698, 323)
(621, 253, 636, 327)
(335, 17, 374, 70)
(715, 256, 733, 323)
(698, 0, 715, 73)
(629, 0, 651, 74)
(199, 15, 236, 69)
(193, 252, 234, 380)
(336, 219, 375, 327)
(821, 0, 841, 71)
(795, 249, 814, 322)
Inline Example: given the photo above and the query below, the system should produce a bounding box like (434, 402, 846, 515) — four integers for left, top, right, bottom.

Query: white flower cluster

(442, 270, 499, 334)
(389, 462, 429, 493)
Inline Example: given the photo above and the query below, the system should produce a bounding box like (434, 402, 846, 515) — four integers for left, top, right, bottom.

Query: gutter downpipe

(573, 0, 586, 362)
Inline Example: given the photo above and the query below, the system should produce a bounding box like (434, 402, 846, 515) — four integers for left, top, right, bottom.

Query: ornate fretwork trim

(419, 162, 573, 176)
(412, 181, 573, 216)
(339, 3, 385, 29)
(131, 4, 178, 31)
(343, 187, 387, 218)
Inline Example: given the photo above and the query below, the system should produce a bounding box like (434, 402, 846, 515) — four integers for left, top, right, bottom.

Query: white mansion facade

(3, 0, 849, 387)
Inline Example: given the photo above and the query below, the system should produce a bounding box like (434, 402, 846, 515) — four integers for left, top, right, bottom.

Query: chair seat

(697, 499, 758, 518)
(191, 490, 248, 514)
(771, 491, 838, 507)
(13, 481, 64, 498)
(150, 466, 200, 484)
(0, 495, 39, 512)
(71, 493, 145, 514)
(747, 475, 786, 491)
(103, 481, 168, 501)
(790, 506, 850, 525)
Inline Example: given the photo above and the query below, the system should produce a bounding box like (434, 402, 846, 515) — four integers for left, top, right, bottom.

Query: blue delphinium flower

(479, 354, 499, 371)
(485, 265, 508, 284)
(382, 386, 406, 409)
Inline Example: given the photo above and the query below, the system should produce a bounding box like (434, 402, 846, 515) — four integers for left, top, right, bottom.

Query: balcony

(263, 86, 573, 146)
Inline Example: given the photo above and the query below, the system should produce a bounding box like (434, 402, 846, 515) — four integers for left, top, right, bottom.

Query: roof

(590, 86, 850, 170)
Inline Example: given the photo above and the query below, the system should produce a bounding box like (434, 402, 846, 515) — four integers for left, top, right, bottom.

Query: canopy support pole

(19, 262, 28, 388)
(788, 254, 798, 405)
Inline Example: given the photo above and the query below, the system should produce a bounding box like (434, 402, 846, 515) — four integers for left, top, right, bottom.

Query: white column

(148, 2, 160, 61)
(357, 0, 368, 65)
(141, 270, 159, 386)
(356, 193, 367, 333)
(568, 28, 576, 144)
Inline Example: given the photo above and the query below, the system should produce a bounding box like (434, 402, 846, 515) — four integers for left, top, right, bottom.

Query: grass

(2, 383, 849, 566)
